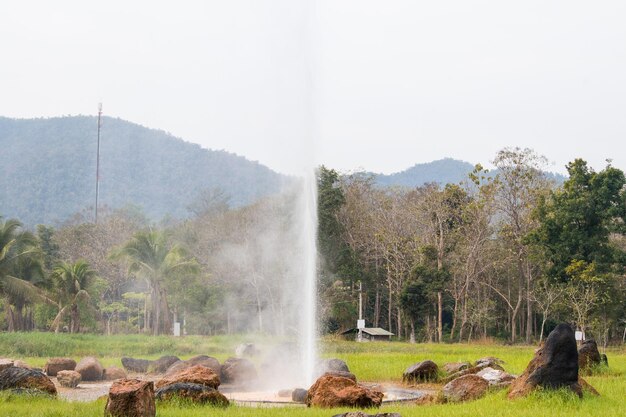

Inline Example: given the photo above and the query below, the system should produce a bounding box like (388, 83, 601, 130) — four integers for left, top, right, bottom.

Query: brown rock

(164, 355, 221, 376)
(0, 359, 14, 372)
(155, 382, 229, 406)
(104, 367, 128, 381)
(442, 374, 489, 402)
(0, 366, 57, 395)
(156, 365, 220, 389)
(57, 370, 81, 388)
(44, 358, 76, 376)
(402, 360, 438, 383)
(220, 357, 257, 385)
(75, 357, 104, 381)
(443, 362, 471, 374)
(105, 379, 155, 417)
(323, 370, 357, 382)
(306, 375, 383, 408)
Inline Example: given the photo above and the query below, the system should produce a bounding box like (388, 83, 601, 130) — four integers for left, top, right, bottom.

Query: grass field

(0, 332, 624, 417)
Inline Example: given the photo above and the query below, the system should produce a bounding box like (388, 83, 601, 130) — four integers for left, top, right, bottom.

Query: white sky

(1, 1, 625, 175)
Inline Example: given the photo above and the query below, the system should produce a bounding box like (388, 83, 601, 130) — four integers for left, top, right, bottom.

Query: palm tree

(111, 230, 199, 335)
(0, 217, 52, 330)
(50, 260, 98, 333)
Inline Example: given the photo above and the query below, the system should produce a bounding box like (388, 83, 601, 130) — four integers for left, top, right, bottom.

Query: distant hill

(371, 158, 566, 188)
(0, 116, 286, 226)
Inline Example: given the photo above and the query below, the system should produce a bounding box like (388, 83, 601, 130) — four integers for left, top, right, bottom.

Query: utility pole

(95, 103, 102, 224)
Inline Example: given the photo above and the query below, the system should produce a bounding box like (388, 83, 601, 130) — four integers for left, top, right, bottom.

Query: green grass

(0, 333, 624, 417)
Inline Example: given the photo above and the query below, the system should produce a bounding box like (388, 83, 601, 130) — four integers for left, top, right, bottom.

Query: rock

(44, 358, 76, 376)
(235, 343, 258, 357)
(156, 365, 220, 389)
(165, 355, 221, 376)
(306, 374, 383, 408)
(443, 362, 471, 374)
(104, 367, 128, 381)
(0, 366, 57, 395)
(75, 357, 104, 381)
(155, 382, 229, 406)
(442, 374, 489, 402)
(0, 359, 14, 372)
(402, 360, 438, 383)
(220, 357, 257, 385)
(508, 323, 593, 399)
(578, 339, 602, 373)
(476, 367, 515, 386)
(475, 357, 505, 369)
(319, 358, 350, 374)
(57, 370, 82, 388)
(148, 356, 180, 374)
(332, 413, 402, 417)
(323, 370, 357, 382)
(121, 357, 152, 373)
(292, 388, 308, 402)
(105, 379, 155, 417)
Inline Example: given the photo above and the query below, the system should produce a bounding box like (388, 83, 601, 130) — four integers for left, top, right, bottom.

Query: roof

(340, 327, 394, 336)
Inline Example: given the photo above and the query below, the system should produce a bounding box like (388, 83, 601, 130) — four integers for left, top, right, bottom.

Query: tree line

(0, 147, 624, 345)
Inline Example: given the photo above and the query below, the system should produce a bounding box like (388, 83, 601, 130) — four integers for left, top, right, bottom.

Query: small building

(340, 327, 394, 342)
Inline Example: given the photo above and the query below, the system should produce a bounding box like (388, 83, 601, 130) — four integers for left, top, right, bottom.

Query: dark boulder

(220, 357, 257, 385)
(105, 379, 155, 417)
(165, 355, 221, 376)
(402, 360, 438, 383)
(75, 357, 104, 381)
(0, 366, 57, 395)
(156, 365, 220, 389)
(508, 323, 597, 399)
(155, 382, 229, 406)
(121, 357, 152, 373)
(319, 358, 350, 373)
(442, 374, 489, 402)
(578, 339, 602, 373)
(148, 356, 180, 374)
(44, 358, 76, 376)
(306, 374, 383, 408)
(292, 388, 308, 402)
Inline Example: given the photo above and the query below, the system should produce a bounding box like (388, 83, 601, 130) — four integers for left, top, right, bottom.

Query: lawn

(0, 333, 624, 417)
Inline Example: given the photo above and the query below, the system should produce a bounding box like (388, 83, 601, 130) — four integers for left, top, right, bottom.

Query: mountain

(0, 116, 286, 226)
(373, 158, 477, 187)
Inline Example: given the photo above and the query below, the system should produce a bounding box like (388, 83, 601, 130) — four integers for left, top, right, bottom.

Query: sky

(1, 1, 625, 175)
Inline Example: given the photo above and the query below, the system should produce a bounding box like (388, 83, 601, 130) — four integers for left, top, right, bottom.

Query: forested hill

(0, 116, 286, 226)
(374, 158, 476, 187)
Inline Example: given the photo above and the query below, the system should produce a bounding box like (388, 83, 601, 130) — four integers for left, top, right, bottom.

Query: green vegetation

(0, 336, 624, 417)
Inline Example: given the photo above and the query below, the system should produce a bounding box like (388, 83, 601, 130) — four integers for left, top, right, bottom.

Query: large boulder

(292, 388, 308, 403)
(578, 339, 602, 373)
(155, 382, 229, 406)
(220, 357, 257, 385)
(104, 367, 128, 381)
(306, 374, 383, 408)
(508, 323, 596, 399)
(0, 366, 57, 395)
(442, 374, 489, 402)
(105, 379, 155, 417)
(402, 360, 438, 383)
(44, 358, 76, 376)
(165, 355, 221, 376)
(57, 370, 82, 388)
(156, 365, 220, 389)
(121, 357, 152, 373)
(148, 356, 181, 374)
(75, 357, 104, 381)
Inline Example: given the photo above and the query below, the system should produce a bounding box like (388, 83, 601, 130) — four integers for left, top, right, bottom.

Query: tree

(50, 260, 99, 333)
(112, 230, 199, 335)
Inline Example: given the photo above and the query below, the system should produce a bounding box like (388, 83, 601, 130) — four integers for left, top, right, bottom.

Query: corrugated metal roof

(340, 327, 394, 336)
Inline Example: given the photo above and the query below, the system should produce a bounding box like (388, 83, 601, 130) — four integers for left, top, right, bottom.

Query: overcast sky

(1, 1, 625, 175)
